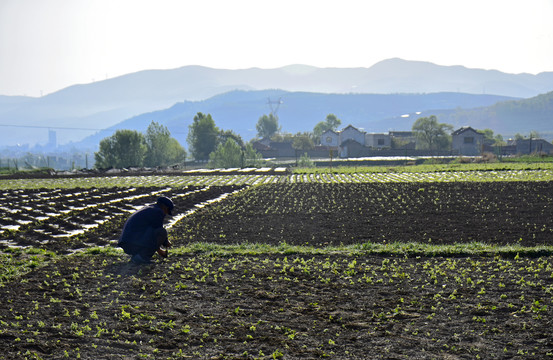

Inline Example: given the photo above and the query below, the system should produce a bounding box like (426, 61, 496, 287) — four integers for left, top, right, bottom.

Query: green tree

(243, 143, 264, 167)
(209, 138, 243, 168)
(292, 132, 314, 166)
(292, 132, 315, 152)
(209, 137, 263, 168)
(478, 128, 506, 146)
(313, 114, 342, 139)
(298, 152, 314, 168)
(478, 128, 495, 142)
(219, 129, 244, 148)
(165, 137, 187, 165)
(256, 114, 281, 139)
(494, 134, 506, 146)
(187, 112, 220, 161)
(271, 132, 295, 142)
(412, 116, 453, 151)
(514, 131, 540, 141)
(94, 129, 146, 168)
(144, 121, 186, 167)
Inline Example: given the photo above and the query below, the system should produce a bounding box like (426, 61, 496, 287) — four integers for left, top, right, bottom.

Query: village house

(319, 125, 412, 158)
(451, 126, 484, 156)
(252, 139, 295, 158)
(320, 129, 340, 147)
(337, 125, 367, 157)
(514, 138, 553, 155)
(365, 133, 392, 149)
(256, 125, 414, 159)
(340, 139, 370, 158)
(340, 125, 366, 145)
(255, 123, 553, 161)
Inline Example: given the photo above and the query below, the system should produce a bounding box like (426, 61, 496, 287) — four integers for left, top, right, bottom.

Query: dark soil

(2, 252, 553, 359)
(174, 182, 553, 247)
(1, 181, 553, 359)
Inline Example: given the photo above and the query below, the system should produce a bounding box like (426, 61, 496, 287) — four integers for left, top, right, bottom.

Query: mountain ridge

(0, 58, 551, 148)
(72, 90, 518, 150)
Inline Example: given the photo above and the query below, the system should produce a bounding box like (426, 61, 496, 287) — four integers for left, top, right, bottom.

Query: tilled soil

(1, 252, 553, 359)
(1, 181, 553, 359)
(174, 182, 553, 247)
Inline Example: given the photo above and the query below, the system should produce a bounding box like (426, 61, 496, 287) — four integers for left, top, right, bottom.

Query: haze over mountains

(1, 58, 552, 151)
(76, 90, 519, 151)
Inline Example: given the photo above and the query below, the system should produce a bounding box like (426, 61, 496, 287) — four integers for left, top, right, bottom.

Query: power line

(267, 97, 283, 117)
(0, 123, 188, 135)
(0, 124, 110, 131)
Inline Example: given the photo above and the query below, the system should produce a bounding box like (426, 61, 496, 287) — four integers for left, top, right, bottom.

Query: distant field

(2, 163, 553, 190)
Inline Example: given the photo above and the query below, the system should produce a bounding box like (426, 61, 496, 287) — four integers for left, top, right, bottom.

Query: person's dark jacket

(118, 204, 165, 246)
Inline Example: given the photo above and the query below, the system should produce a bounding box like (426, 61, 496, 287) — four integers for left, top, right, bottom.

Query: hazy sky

(1, 0, 552, 97)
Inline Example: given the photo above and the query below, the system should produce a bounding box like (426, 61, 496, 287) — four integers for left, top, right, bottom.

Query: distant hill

(0, 95, 33, 113)
(360, 58, 553, 97)
(371, 91, 553, 140)
(1, 58, 552, 148)
(441, 91, 553, 138)
(74, 90, 516, 150)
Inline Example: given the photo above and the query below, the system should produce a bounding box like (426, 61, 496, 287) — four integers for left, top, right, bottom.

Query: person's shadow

(105, 254, 158, 279)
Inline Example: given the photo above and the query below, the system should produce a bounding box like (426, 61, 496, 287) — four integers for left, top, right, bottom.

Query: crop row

(1, 252, 552, 358)
(0, 174, 283, 190)
(0, 185, 246, 252)
(2, 177, 552, 252)
(0, 187, 160, 232)
(288, 169, 553, 183)
(1, 169, 553, 190)
(174, 181, 553, 248)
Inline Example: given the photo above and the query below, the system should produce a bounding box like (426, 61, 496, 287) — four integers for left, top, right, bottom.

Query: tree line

(94, 112, 343, 169)
(94, 121, 186, 169)
(95, 112, 521, 169)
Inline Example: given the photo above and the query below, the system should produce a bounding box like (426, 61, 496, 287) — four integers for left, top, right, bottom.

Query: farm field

(1, 168, 553, 359)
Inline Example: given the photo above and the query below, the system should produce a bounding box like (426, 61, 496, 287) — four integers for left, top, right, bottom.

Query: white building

(320, 129, 340, 147)
(340, 125, 365, 145)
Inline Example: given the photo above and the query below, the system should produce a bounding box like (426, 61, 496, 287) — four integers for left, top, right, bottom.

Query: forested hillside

(442, 91, 553, 137)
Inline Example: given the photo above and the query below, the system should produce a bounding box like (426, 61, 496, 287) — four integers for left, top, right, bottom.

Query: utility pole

(267, 97, 283, 118)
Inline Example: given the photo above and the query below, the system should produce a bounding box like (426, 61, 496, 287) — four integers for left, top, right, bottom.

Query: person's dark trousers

(121, 227, 168, 260)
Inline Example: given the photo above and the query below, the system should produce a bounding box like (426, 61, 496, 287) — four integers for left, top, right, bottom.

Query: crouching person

(119, 196, 174, 264)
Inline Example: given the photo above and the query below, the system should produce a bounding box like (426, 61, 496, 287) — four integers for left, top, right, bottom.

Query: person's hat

(156, 196, 174, 215)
